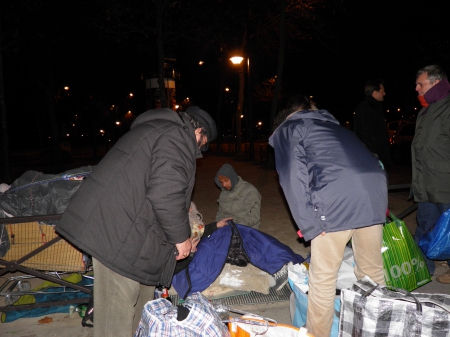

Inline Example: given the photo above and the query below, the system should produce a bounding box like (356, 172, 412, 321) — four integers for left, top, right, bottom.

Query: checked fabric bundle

(134, 292, 230, 337)
(339, 276, 450, 337)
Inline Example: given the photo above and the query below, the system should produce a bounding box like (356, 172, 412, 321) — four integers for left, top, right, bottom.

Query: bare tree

(94, 0, 186, 109)
(0, 10, 10, 183)
(269, 0, 287, 130)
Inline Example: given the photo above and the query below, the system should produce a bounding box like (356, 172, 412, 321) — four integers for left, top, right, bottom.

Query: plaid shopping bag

(339, 276, 450, 337)
(382, 212, 431, 291)
(134, 292, 230, 337)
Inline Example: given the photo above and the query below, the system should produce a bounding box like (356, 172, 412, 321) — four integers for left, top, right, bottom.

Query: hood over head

(214, 163, 239, 191)
(269, 109, 339, 146)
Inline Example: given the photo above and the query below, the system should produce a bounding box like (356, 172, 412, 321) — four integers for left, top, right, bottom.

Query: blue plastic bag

(419, 209, 450, 260)
(288, 278, 340, 337)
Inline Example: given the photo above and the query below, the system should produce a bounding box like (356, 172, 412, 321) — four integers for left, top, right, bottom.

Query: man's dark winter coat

(353, 96, 392, 165)
(56, 108, 197, 286)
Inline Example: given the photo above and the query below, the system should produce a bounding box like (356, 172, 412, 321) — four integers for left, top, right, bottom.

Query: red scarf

(418, 95, 428, 107)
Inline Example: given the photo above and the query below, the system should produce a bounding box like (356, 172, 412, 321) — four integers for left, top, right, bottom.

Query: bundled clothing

(214, 164, 261, 229)
(172, 223, 304, 299)
(0, 166, 92, 257)
(353, 96, 392, 165)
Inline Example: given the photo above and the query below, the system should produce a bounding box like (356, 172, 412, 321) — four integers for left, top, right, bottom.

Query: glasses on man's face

(197, 128, 208, 151)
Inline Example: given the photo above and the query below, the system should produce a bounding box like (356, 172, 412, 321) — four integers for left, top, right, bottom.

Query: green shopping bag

(382, 212, 431, 291)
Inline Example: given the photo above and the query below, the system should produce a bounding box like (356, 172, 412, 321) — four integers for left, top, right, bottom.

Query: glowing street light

(230, 56, 244, 65)
(229, 55, 246, 157)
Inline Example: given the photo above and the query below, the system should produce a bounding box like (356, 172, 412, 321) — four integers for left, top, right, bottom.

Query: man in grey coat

(56, 106, 217, 337)
(269, 95, 387, 337)
(412, 65, 450, 282)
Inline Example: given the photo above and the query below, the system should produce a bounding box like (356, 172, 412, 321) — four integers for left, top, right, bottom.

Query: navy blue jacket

(269, 109, 388, 242)
(172, 224, 304, 298)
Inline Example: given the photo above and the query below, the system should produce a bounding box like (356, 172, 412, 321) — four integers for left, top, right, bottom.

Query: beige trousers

(93, 258, 156, 337)
(306, 224, 384, 337)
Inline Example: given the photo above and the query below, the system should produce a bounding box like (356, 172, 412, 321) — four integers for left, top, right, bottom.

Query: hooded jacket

(269, 109, 387, 241)
(214, 164, 261, 229)
(56, 108, 197, 286)
(412, 79, 450, 204)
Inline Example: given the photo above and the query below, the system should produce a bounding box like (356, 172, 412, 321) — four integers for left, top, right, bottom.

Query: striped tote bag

(382, 212, 431, 291)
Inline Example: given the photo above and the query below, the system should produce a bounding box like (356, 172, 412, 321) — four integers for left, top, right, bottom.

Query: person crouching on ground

(214, 163, 262, 229)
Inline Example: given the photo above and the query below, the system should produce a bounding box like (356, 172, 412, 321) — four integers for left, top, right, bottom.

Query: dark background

(1, 0, 449, 151)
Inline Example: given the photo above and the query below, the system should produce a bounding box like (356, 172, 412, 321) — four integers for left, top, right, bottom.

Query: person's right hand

(175, 238, 192, 260)
(217, 217, 233, 228)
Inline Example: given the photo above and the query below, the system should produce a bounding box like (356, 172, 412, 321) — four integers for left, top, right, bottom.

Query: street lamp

(230, 55, 245, 157)
(230, 55, 254, 160)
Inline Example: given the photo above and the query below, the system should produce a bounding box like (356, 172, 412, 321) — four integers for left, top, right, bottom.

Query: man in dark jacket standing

(56, 106, 217, 337)
(353, 79, 392, 166)
(269, 95, 387, 337)
(412, 65, 450, 282)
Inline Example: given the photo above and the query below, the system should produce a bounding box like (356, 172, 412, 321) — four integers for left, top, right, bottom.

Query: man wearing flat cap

(56, 107, 217, 337)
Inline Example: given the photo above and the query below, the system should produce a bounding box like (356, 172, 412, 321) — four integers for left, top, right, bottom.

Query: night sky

(1, 0, 448, 148)
(283, 0, 449, 122)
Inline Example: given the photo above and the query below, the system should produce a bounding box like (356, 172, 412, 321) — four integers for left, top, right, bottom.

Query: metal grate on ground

(170, 283, 292, 306)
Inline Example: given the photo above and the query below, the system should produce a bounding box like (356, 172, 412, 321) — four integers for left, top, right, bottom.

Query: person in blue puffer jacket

(269, 94, 388, 337)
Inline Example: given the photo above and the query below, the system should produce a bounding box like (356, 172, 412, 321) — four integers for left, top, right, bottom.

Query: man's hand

(175, 238, 192, 260)
(217, 217, 233, 228)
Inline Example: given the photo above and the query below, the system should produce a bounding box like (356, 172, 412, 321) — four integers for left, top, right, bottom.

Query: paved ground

(1, 152, 449, 336)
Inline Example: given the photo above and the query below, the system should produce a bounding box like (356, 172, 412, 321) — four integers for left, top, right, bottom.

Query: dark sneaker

(272, 263, 288, 291)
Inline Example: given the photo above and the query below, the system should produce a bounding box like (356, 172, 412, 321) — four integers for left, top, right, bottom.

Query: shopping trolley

(0, 214, 92, 314)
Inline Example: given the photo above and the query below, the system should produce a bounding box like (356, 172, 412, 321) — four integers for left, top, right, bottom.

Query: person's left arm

(238, 185, 261, 228)
(146, 130, 194, 257)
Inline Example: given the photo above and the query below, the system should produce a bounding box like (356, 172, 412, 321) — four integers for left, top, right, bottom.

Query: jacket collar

(424, 78, 450, 105)
(365, 95, 383, 110)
